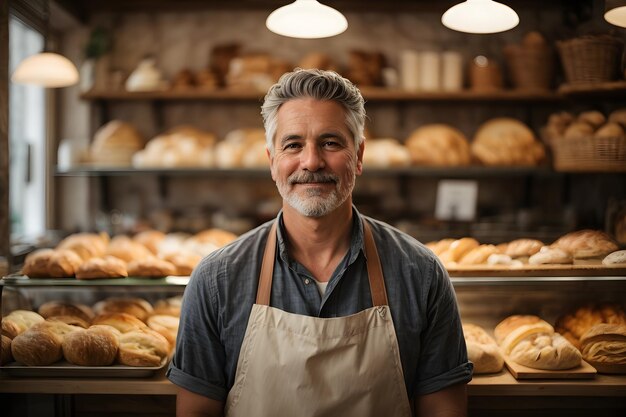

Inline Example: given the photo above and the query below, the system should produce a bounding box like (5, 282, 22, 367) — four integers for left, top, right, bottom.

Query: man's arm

(414, 383, 467, 417)
(177, 387, 225, 417)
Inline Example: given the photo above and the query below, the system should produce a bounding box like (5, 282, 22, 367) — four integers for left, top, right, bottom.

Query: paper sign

(435, 180, 478, 221)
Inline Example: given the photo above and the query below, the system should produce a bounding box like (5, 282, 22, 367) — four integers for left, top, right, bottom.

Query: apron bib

(225, 220, 412, 417)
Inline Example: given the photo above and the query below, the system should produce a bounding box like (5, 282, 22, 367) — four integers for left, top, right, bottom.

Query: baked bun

(425, 239, 455, 256)
(528, 246, 572, 265)
(106, 235, 153, 263)
(147, 314, 180, 349)
(1, 335, 13, 365)
(46, 315, 91, 329)
(579, 323, 626, 373)
(62, 325, 120, 366)
(22, 249, 55, 277)
(459, 244, 498, 265)
(47, 249, 83, 277)
(38, 301, 95, 323)
(603, 250, 626, 265)
(133, 230, 166, 255)
(505, 239, 544, 258)
(551, 229, 618, 259)
(75, 256, 128, 280)
(93, 297, 154, 321)
(563, 122, 594, 140)
(463, 323, 504, 374)
(438, 238, 480, 265)
(153, 296, 183, 317)
(118, 328, 170, 367)
(471, 118, 545, 166)
(1, 310, 45, 339)
(594, 122, 625, 140)
(405, 124, 471, 166)
(555, 304, 626, 348)
(57, 232, 109, 261)
(126, 258, 177, 277)
(11, 327, 64, 366)
(92, 313, 148, 333)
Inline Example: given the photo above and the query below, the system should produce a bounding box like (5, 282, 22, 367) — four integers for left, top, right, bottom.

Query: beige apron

(224, 220, 412, 417)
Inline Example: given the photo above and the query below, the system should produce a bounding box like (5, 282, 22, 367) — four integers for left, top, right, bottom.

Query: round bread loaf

(1, 310, 45, 339)
(63, 325, 120, 366)
(508, 332, 581, 370)
(11, 328, 64, 366)
(471, 118, 545, 166)
(93, 297, 153, 321)
(463, 323, 504, 374)
(1, 335, 13, 365)
(405, 124, 471, 166)
(92, 313, 148, 333)
(118, 328, 170, 367)
(38, 301, 95, 323)
(551, 229, 618, 259)
(22, 249, 55, 277)
(47, 249, 83, 277)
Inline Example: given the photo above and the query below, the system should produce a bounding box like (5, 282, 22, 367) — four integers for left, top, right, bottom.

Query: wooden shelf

(80, 87, 563, 103)
(558, 81, 626, 98)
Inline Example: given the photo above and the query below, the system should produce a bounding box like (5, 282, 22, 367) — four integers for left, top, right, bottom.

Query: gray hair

(261, 68, 366, 155)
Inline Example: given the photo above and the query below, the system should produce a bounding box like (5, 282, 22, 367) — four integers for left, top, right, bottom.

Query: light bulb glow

(604, 1, 626, 28)
(442, 0, 519, 34)
(266, 0, 348, 39)
(11, 52, 79, 88)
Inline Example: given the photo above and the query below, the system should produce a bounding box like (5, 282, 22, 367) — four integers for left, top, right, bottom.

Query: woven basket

(504, 45, 555, 90)
(550, 136, 626, 172)
(557, 35, 624, 84)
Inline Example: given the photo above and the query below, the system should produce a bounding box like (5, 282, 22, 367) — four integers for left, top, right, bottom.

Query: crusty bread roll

(47, 249, 83, 277)
(147, 314, 180, 350)
(62, 325, 120, 366)
(551, 229, 618, 259)
(555, 304, 626, 348)
(153, 296, 183, 317)
(106, 235, 154, 263)
(126, 258, 177, 278)
(459, 244, 497, 265)
(438, 238, 480, 264)
(93, 297, 154, 321)
(405, 124, 471, 166)
(528, 246, 572, 265)
(75, 256, 128, 280)
(38, 301, 95, 323)
(425, 239, 455, 256)
(603, 250, 626, 265)
(57, 232, 109, 261)
(594, 122, 625, 140)
(505, 239, 544, 258)
(118, 328, 170, 367)
(1, 335, 13, 365)
(133, 230, 166, 255)
(22, 249, 55, 277)
(11, 327, 64, 366)
(1, 310, 45, 339)
(92, 313, 148, 333)
(463, 323, 504, 374)
(579, 323, 626, 373)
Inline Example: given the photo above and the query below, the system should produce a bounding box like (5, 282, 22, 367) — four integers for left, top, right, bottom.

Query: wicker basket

(504, 45, 555, 90)
(550, 136, 626, 172)
(557, 35, 624, 85)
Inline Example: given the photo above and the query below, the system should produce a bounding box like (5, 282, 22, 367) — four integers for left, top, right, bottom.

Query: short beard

(276, 169, 356, 218)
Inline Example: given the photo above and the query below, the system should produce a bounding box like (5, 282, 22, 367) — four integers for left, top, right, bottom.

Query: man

(167, 68, 472, 417)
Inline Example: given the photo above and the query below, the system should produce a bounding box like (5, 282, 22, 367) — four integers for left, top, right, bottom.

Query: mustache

(288, 171, 338, 185)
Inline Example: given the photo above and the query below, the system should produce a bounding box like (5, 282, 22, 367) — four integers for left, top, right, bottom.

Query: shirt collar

(275, 206, 365, 266)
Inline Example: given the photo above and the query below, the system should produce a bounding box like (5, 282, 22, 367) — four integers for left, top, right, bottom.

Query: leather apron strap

(255, 219, 388, 306)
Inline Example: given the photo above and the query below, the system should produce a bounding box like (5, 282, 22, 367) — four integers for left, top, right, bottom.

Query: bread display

(93, 297, 154, 321)
(214, 128, 267, 168)
(362, 138, 411, 167)
(62, 325, 121, 366)
(47, 249, 83, 277)
(579, 324, 626, 374)
(132, 126, 217, 168)
(495, 315, 581, 370)
(22, 249, 55, 277)
(405, 124, 471, 166)
(471, 118, 545, 166)
(92, 313, 148, 333)
(463, 323, 504, 374)
(89, 120, 145, 166)
(38, 301, 95, 324)
(551, 229, 618, 259)
(126, 258, 177, 277)
(117, 328, 170, 367)
(555, 304, 626, 348)
(1, 310, 45, 339)
(75, 256, 128, 280)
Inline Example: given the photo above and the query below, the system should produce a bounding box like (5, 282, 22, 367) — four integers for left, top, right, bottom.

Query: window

(8, 15, 46, 239)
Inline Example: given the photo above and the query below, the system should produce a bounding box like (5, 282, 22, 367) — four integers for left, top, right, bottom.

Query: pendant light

(442, 0, 519, 34)
(10, 0, 79, 88)
(266, 0, 348, 39)
(604, 0, 626, 28)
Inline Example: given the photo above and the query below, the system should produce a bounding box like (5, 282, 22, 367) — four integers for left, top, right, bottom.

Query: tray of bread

(427, 230, 626, 277)
(1, 297, 181, 378)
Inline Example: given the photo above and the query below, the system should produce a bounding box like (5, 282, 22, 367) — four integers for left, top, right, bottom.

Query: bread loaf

(126, 258, 177, 278)
(438, 238, 480, 265)
(147, 314, 180, 350)
(153, 296, 183, 317)
(106, 235, 153, 263)
(161, 252, 201, 276)
(505, 239, 544, 258)
(133, 230, 166, 255)
(11, 327, 64, 366)
(555, 304, 626, 348)
(425, 239, 455, 256)
(528, 246, 572, 265)
(463, 323, 504, 374)
(38, 301, 95, 323)
(57, 232, 109, 261)
(579, 323, 626, 374)
(471, 118, 545, 166)
(93, 297, 154, 321)
(551, 229, 618, 259)
(22, 249, 55, 277)
(47, 249, 83, 277)
(62, 325, 120, 366)
(47, 315, 91, 329)
(75, 256, 128, 280)
(92, 313, 148, 333)
(494, 315, 552, 346)
(1, 310, 45, 339)
(118, 328, 170, 367)
(459, 244, 498, 265)
(405, 124, 471, 166)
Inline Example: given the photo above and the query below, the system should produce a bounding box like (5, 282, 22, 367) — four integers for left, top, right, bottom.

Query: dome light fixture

(604, 0, 626, 28)
(266, 0, 348, 39)
(11, 52, 79, 88)
(442, 0, 520, 34)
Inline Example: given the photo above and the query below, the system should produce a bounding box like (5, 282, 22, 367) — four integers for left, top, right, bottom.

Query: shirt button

(304, 278, 310, 285)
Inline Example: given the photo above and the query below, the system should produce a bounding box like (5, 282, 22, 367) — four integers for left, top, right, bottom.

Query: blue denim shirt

(167, 207, 472, 401)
